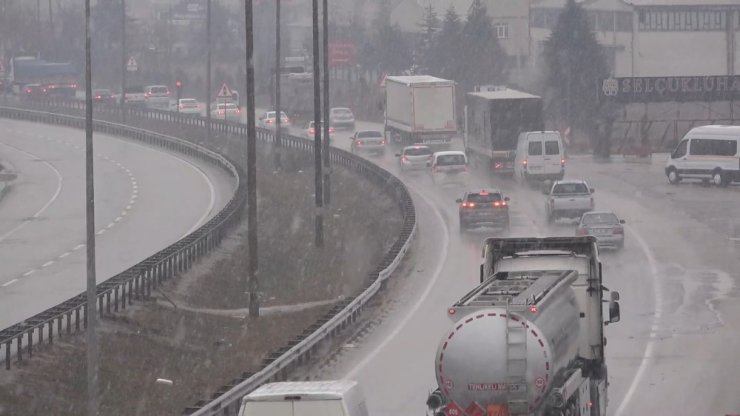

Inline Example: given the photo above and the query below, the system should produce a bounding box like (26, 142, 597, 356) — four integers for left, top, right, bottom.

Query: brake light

(576, 227, 589, 236)
(613, 227, 624, 235)
(561, 158, 566, 167)
(95, 95, 101, 99)
(357, 140, 364, 145)
(522, 159, 528, 169)
(493, 201, 507, 208)
(401, 156, 408, 162)
(380, 140, 386, 145)
(283, 117, 290, 123)
(494, 162, 503, 169)
(462, 202, 476, 208)
(329, 127, 335, 133)
(266, 118, 273, 124)
(528, 305, 538, 313)
(309, 128, 315, 134)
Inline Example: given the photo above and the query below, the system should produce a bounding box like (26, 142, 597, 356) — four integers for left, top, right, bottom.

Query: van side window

(673, 139, 688, 158)
(545, 140, 560, 155)
(528, 141, 543, 156)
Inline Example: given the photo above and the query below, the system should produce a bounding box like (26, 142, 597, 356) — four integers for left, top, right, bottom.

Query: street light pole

(312, 0, 324, 247)
(206, 0, 212, 140)
(245, 0, 259, 318)
(321, 0, 331, 205)
(274, 0, 282, 170)
(120, 0, 127, 123)
(84, 0, 99, 414)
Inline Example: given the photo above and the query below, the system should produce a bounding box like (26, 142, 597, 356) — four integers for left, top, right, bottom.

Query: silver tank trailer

(435, 288, 581, 412)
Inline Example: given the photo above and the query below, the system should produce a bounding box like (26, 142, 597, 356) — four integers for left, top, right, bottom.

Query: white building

(530, 0, 740, 77)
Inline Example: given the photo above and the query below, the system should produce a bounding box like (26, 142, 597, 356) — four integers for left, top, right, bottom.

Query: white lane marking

(22, 270, 36, 277)
(121, 211, 128, 216)
(345, 189, 449, 379)
(0, 142, 64, 244)
(614, 225, 663, 416)
(106, 222, 115, 229)
(114, 217, 122, 222)
(41, 260, 55, 268)
(2, 279, 18, 287)
(96, 229, 106, 235)
(58, 252, 71, 259)
(73, 244, 85, 251)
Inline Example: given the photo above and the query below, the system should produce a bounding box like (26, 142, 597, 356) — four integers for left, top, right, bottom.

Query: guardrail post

(5, 342, 10, 370)
(57, 316, 63, 338)
(76, 307, 81, 331)
(16, 335, 22, 362)
(27, 331, 32, 358)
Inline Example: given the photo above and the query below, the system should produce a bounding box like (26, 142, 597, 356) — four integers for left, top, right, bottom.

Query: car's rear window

(180, 99, 197, 107)
(553, 183, 588, 194)
(357, 131, 383, 138)
(582, 213, 618, 225)
(332, 108, 352, 115)
(528, 141, 543, 156)
(436, 154, 466, 166)
(149, 86, 169, 94)
(545, 140, 560, 155)
(467, 192, 502, 203)
(404, 147, 432, 156)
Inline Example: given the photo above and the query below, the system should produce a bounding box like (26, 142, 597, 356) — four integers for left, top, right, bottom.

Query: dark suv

(457, 189, 510, 232)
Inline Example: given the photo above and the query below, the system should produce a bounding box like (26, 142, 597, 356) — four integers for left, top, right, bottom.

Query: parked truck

(426, 237, 620, 416)
(384, 75, 457, 149)
(464, 89, 544, 177)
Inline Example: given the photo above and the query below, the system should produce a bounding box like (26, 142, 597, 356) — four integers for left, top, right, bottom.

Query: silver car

(576, 211, 625, 249)
(350, 130, 385, 155)
(329, 107, 355, 130)
(396, 145, 432, 172)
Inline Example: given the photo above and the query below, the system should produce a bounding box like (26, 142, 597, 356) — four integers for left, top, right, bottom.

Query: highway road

(0, 119, 236, 329)
(274, 119, 740, 415)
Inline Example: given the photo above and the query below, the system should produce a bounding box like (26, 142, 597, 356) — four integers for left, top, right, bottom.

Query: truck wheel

(666, 168, 681, 184)
(713, 169, 730, 187)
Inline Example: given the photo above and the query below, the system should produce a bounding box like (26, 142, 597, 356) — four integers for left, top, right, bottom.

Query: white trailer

(384, 75, 457, 149)
(427, 237, 621, 416)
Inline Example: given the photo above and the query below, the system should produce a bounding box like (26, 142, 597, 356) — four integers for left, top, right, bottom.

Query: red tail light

(494, 162, 503, 169)
(462, 202, 476, 208)
(522, 159, 528, 169)
(329, 127, 335, 133)
(309, 128, 315, 134)
(357, 140, 364, 145)
(561, 159, 566, 167)
(401, 156, 408, 162)
(493, 201, 507, 208)
(380, 140, 386, 145)
(235, 109, 241, 113)
(266, 118, 273, 124)
(576, 228, 589, 236)
(613, 227, 624, 235)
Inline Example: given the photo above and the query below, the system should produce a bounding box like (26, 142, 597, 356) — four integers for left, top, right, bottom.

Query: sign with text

(328, 41, 356, 67)
(601, 75, 740, 102)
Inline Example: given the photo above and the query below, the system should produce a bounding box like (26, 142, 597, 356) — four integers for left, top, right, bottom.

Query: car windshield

(466, 192, 503, 203)
(436, 154, 466, 166)
(582, 213, 619, 225)
(357, 131, 382, 138)
(180, 99, 197, 107)
(404, 147, 432, 156)
(553, 183, 588, 194)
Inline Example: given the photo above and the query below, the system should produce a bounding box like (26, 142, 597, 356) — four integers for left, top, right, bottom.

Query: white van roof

(244, 381, 358, 401)
(433, 150, 466, 157)
(686, 125, 740, 136)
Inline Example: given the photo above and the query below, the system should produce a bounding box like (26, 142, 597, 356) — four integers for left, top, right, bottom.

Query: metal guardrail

(0, 99, 417, 416)
(0, 106, 246, 370)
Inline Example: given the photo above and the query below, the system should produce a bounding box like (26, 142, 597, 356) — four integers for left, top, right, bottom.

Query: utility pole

(84, 0, 98, 414)
(206, 0, 212, 140)
(321, 0, 331, 204)
(274, 0, 282, 170)
(312, 0, 324, 247)
(120, 0, 127, 123)
(245, 0, 259, 318)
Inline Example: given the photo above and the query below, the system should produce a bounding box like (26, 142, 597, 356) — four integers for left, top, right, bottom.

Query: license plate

(529, 166, 541, 170)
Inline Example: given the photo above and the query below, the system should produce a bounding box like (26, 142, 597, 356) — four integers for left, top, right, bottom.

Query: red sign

(329, 41, 356, 67)
(465, 402, 486, 416)
(445, 402, 465, 416)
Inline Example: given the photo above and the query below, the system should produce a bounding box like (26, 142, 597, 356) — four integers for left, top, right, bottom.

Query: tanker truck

(426, 237, 621, 416)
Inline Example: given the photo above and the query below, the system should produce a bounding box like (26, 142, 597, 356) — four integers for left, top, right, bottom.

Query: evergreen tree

(364, 0, 411, 72)
(429, 5, 462, 79)
(458, 0, 508, 92)
(543, 0, 611, 156)
(416, 4, 439, 73)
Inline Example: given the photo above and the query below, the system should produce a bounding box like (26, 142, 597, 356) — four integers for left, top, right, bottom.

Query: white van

(665, 125, 740, 187)
(144, 85, 171, 110)
(238, 381, 369, 416)
(514, 131, 565, 182)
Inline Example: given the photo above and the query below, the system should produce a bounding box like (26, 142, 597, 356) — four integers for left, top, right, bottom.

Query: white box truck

(384, 75, 457, 149)
(238, 380, 369, 416)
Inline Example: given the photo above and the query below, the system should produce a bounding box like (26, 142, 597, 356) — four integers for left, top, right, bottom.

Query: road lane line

(107, 223, 115, 229)
(2, 279, 18, 287)
(41, 261, 55, 268)
(0, 142, 64, 243)
(22, 270, 36, 277)
(58, 252, 71, 259)
(96, 229, 106, 235)
(73, 244, 85, 251)
(614, 225, 663, 416)
(345, 188, 449, 379)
